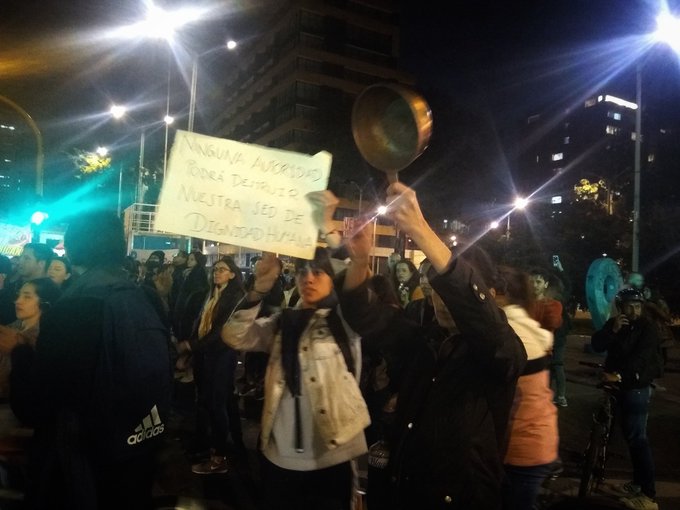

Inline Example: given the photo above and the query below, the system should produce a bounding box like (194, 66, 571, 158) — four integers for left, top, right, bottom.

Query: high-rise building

(204, 0, 413, 263)
(0, 114, 31, 220)
(130, 1, 413, 265)
(210, 0, 413, 198)
(518, 93, 639, 210)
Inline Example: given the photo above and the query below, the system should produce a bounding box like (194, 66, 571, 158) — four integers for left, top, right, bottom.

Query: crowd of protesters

(0, 183, 671, 510)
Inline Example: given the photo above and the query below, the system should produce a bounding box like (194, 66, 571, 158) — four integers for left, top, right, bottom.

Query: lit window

(564, 136, 570, 144)
(604, 95, 637, 110)
(648, 154, 655, 162)
(551, 152, 564, 161)
(605, 125, 620, 135)
(607, 111, 622, 121)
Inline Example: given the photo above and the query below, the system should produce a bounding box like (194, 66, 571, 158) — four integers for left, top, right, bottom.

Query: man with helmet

(591, 287, 660, 510)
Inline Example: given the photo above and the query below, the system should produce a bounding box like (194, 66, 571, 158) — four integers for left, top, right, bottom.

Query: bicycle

(578, 360, 620, 499)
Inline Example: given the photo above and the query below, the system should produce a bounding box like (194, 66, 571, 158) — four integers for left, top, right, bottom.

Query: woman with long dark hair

(177, 256, 246, 474)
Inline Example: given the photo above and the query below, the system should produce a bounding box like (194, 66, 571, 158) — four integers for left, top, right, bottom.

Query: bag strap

(326, 308, 355, 377)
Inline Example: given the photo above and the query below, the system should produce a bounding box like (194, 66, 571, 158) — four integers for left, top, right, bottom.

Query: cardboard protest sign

(155, 130, 332, 259)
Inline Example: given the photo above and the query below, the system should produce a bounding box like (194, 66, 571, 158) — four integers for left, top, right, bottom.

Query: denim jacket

(222, 303, 370, 453)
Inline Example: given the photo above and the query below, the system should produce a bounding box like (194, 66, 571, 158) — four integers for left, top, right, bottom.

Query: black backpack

(89, 281, 173, 460)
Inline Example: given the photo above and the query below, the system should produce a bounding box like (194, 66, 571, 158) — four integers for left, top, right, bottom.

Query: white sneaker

(619, 494, 659, 510)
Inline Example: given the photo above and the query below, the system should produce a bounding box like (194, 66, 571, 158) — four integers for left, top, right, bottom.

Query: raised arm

(221, 252, 282, 352)
(385, 183, 452, 273)
(385, 182, 525, 376)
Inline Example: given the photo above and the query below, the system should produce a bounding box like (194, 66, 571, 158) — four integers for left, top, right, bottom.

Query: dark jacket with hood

(341, 256, 527, 510)
(10, 267, 172, 510)
(591, 315, 661, 389)
(173, 266, 209, 341)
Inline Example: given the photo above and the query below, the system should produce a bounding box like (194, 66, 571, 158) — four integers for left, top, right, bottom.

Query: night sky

(1, 0, 679, 207)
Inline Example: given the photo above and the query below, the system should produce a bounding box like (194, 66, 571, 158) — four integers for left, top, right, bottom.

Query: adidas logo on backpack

(127, 405, 165, 445)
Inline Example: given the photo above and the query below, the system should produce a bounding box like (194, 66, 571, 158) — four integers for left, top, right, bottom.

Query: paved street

(152, 325, 680, 509)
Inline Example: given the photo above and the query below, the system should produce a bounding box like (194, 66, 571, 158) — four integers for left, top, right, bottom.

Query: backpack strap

(326, 308, 355, 377)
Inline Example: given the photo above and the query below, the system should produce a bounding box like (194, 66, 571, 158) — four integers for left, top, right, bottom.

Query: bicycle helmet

(615, 287, 645, 308)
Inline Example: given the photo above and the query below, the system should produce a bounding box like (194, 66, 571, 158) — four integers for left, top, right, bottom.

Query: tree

(69, 148, 112, 177)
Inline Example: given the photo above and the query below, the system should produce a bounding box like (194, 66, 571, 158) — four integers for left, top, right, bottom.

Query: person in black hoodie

(9, 211, 172, 510)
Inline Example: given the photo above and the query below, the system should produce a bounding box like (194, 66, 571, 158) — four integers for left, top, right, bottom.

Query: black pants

(195, 348, 242, 456)
(258, 453, 352, 510)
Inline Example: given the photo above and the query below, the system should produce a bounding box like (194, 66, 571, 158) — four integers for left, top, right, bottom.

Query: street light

(92, 145, 124, 217)
(631, 10, 680, 272)
(112, 3, 207, 175)
(506, 196, 528, 240)
(109, 104, 173, 205)
(110, 105, 145, 205)
(188, 39, 238, 133)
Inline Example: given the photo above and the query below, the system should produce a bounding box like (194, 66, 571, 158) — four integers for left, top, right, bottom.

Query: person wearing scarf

(177, 256, 246, 475)
(221, 215, 373, 510)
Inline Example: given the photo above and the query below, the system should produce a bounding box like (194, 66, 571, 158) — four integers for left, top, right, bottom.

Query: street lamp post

(632, 63, 642, 272)
(188, 57, 199, 133)
(137, 130, 146, 203)
(95, 147, 123, 216)
(188, 39, 237, 133)
(114, 4, 206, 173)
(630, 10, 680, 272)
(347, 179, 371, 215)
(110, 105, 145, 206)
(163, 51, 172, 178)
(506, 197, 528, 240)
(92, 146, 123, 217)
(110, 105, 173, 206)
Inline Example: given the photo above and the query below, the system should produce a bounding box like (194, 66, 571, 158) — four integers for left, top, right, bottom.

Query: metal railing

(124, 203, 159, 234)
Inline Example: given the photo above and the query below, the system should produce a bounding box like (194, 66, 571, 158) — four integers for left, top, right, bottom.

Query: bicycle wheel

(578, 425, 606, 499)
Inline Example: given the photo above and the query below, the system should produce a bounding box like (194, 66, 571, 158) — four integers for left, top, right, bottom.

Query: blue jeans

(619, 386, 656, 498)
(503, 462, 556, 510)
